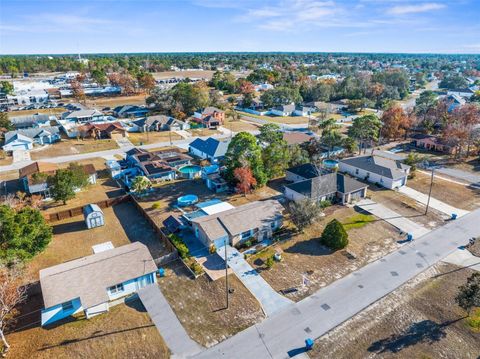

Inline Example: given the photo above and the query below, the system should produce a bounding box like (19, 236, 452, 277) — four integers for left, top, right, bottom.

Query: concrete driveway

(217, 245, 293, 316)
(138, 284, 202, 358)
(356, 199, 430, 239)
(442, 248, 480, 272)
(398, 186, 469, 218)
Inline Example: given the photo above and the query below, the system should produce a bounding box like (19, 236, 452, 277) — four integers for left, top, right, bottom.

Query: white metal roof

(92, 241, 114, 254)
(201, 202, 235, 215)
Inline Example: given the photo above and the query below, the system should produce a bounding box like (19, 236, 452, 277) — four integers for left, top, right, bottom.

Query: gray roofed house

(284, 172, 368, 204)
(270, 104, 296, 116)
(6, 126, 61, 147)
(285, 163, 326, 182)
(191, 200, 284, 248)
(64, 109, 104, 122)
(40, 242, 158, 326)
(9, 114, 54, 129)
(339, 155, 410, 189)
(133, 115, 189, 132)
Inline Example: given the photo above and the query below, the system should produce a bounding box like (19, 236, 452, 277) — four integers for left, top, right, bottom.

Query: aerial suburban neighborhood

(0, 1, 480, 358)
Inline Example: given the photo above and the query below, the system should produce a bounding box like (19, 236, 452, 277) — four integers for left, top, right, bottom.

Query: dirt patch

(30, 139, 118, 160)
(83, 94, 146, 108)
(224, 119, 260, 132)
(158, 260, 264, 347)
(248, 205, 403, 301)
(27, 202, 168, 280)
(408, 171, 480, 211)
(187, 128, 221, 137)
(368, 186, 445, 229)
(6, 299, 169, 359)
(309, 263, 480, 359)
(7, 107, 66, 118)
(128, 131, 183, 146)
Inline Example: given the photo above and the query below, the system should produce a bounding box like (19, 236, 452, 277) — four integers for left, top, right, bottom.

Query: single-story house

(78, 122, 127, 139)
(9, 114, 54, 129)
(293, 106, 315, 117)
(236, 99, 269, 116)
(339, 155, 410, 189)
(284, 172, 368, 205)
(153, 149, 192, 169)
(113, 105, 149, 118)
(40, 242, 157, 326)
(269, 104, 296, 117)
(2, 132, 34, 152)
(63, 109, 104, 123)
(188, 137, 230, 164)
(411, 134, 454, 153)
(192, 107, 225, 128)
(19, 161, 97, 198)
(84, 204, 105, 229)
(131, 115, 189, 132)
(443, 94, 466, 112)
(191, 200, 283, 248)
(126, 148, 177, 181)
(446, 88, 474, 99)
(254, 83, 274, 91)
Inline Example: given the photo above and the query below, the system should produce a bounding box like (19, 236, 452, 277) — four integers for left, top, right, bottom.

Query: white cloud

(387, 2, 446, 15)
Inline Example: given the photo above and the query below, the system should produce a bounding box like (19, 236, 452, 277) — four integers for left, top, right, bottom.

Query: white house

(446, 88, 474, 99)
(269, 104, 296, 116)
(339, 155, 410, 189)
(2, 133, 34, 152)
(40, 242, 158, 326)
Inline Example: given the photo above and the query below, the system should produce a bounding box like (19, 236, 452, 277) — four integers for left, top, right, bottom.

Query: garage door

(350, 189, 364, 201)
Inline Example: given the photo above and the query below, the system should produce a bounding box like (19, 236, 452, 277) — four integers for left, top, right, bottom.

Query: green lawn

(342, 213, 375, 230)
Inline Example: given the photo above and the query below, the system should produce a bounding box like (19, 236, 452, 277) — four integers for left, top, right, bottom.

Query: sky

(0, 0, 479, 55)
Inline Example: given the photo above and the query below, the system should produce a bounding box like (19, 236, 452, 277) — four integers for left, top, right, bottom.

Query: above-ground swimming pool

(323, 159, 339, 169)
(177, 194, 199, 206)
(178, 165, 202, 179)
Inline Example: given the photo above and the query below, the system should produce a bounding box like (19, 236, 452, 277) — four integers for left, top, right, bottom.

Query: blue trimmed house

(188, 137, 230, 164)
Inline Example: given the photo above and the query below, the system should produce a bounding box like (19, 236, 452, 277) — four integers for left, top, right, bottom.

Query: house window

(241, 230, 252, 239)
(355, 169, 359, 175)
(109, 283, 124, 295)
(62, 301, 73, 311)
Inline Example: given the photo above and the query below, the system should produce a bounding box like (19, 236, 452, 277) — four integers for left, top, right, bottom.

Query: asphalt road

(192, 207, 480, 359)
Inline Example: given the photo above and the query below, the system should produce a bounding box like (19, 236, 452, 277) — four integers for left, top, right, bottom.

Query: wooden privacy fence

(44, 195, 131, 222)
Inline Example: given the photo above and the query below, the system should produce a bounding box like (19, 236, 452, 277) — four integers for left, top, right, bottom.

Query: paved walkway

(217, 245, 293, 317)
(193, 207, 480, 359)
(442, 248, 480, 272)
(398, 186, 469, 218)
(114, 136, 134, 148)
(356, 199, 430, 239)
(12, 149, 30, 162)
(138, 284, 202, 358)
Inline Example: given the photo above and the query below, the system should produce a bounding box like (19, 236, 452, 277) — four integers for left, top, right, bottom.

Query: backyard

(224, 118, 259, 132)
(310, 263, 480, 359)
(158, 260, 264, 347)
(247, 204, 404, 301)
(30, 139, 118, 160)
(26, 201, 168, 279)
(6, 298, 169, 359)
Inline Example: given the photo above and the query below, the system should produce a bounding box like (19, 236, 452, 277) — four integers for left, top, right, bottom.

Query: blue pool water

(177, 194, 199, 206)
(323, 159, 339, 169)
(178, 165, 202, 179)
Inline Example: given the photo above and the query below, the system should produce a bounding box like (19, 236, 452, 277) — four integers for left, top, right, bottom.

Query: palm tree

(131, 176, 152, 194)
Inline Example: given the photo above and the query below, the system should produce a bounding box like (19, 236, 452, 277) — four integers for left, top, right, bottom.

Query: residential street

(192, 207, 480, 359)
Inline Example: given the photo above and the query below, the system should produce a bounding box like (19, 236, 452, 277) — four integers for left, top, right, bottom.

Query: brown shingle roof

(19, 162, 58, 178)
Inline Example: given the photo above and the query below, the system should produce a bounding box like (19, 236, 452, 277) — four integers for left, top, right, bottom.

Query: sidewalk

(217, 245, 293, 317)
(398, 186, 469, 218)
(138, 284, 203, 358)
(356, 199, 430, 239)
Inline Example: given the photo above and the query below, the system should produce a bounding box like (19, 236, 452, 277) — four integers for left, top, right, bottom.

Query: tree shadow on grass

(284, 239, 331, 256)
(367, 318, 463, 354)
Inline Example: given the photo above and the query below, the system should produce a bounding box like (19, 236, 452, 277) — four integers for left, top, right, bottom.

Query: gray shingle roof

(286, 163, 324, 180)
(40, 242, 157, 309)
(340, 155, 410, 180)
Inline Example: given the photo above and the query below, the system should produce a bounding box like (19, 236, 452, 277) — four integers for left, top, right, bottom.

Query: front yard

(30, 139, 118, 160)
(6, 299, 169, 359)
(310, 263, 480, 359)
(247, 205, 403, 301)
(158, 260, 264, 347)
(128, 131, 183, 146)
(408, 171, 480, 211)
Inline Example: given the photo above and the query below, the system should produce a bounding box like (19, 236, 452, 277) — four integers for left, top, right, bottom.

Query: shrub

(265, 256, 274, 269)
(319, 200, 332, 209)
(151, 202, 161, 209)
(168, 234, 190, 259)
(320, 219, 349, 250)
(209, 244, 217, 254)
(189, 261, 203, 275)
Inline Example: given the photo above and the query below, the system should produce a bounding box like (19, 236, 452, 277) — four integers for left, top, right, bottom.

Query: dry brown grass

(27, 202, 168, 280)
(7, 108, 66, 118)
(248, 205, 403, 301)
(6, 299, 169, 359)
(310, 263, 480, 359)
(187, 128, 221, 137)
(30, 139, 118, 160)
(159, 262, 264, 347)
(128, 132, 183, 146)
(224, 119, 260, 132)
(408, 171, 480, 211)
(83, 94, 146, 108)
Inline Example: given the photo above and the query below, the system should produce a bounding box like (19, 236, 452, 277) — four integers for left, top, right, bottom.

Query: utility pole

(425, 168, 434, 215)
(225, 242, 229, 309)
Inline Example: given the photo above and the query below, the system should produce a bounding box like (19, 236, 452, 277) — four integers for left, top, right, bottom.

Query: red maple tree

(234, 167, 257, 196)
